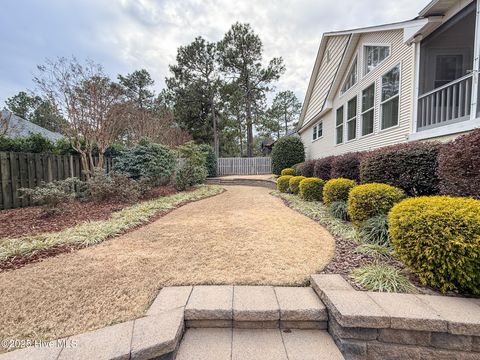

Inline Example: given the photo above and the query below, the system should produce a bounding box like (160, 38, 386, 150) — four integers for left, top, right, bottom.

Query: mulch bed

(0, 185, 177, 239)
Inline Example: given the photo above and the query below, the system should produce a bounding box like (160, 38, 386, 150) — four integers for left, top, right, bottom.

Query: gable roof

(1, 110, 63, 141)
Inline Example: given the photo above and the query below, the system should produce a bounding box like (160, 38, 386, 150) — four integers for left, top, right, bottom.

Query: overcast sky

(0, 0, 423, 107)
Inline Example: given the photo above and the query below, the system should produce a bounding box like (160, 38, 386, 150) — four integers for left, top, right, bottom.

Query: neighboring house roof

(1, 110, 63, 142)
(296, 15, 439, 133)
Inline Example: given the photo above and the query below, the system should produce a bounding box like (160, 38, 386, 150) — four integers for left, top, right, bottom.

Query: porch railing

(417, 74, 473, 131)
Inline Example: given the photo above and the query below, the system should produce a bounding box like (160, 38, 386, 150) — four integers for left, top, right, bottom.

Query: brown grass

(0, 186, 335, 345)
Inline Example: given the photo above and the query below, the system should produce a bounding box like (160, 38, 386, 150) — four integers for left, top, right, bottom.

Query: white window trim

(340, 56, 358, 95)
(360, 83, 375, 137)
(346, 96, 358, 142)
(379, 63, 402, 132)
(335, 106, 344, 146)
(312, 121, 323, 142)
(362, 43, 392, 77)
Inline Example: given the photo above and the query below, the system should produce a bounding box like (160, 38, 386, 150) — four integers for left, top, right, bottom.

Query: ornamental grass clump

(347, 183, 405, 226)
(277, 175, 293, 193)
(289, 176, 306, 195)
(358, 214, 390, 246)
(323, 178, 357, 206)
(351, 264, 416, 293)
(329, 201, 349, 221)
(389, 196, 480, 294)
(299, 178, 324, 201)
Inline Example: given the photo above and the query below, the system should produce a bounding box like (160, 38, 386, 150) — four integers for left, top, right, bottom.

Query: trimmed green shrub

(313, 156, 334, 180)
(389, 196, 480, 294)
(114, 139, 176, 184)
(199, 144, 217, 177)
(329, 201, 349, 221)
(300, 160, 315, 177)
(437, 129, 480, 199)
(360, 142, 441, 196)
(175, 141, 209, 190)
(331, 152, 362, 181)
(359, 214, 389, 245)
(0, 133, 55, 153)
(271, 137, 305, 175)
(351, 264, 416, 293)
(277, 175, 293, 193)
(88, 169, 148, 203)
(281, 168, 295, 176)
(299, 177, 324, 201)
(323, 178, 357, 206)
(289, 176, 306, 195)
(348, 183, 405, 226)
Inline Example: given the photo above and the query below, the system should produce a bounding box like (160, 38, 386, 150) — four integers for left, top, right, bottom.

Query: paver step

(175, 328, 345, 360)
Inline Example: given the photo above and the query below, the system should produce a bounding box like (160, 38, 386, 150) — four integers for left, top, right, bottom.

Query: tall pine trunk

(246, 97, 253, 157)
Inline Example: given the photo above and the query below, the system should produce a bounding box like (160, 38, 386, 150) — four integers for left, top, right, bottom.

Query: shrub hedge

(271, 137, 305, 175)
(389, 196, 480, 294)
(289, 176, 306, 194)
(360, 142, 441, 196)
(277, 175, 293, 193)
(281, 168, 295, 176)
(347, 183, 405, 225)
(300, 160, 316, 177)
(437, 129, 480, 199)
(299, 177, 324, 201)
(313, 156, 333, 180)
(323, 178, 357, 206)
(331, 152, 362, 181)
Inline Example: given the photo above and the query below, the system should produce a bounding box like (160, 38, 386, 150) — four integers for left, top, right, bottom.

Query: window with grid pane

(347, 97, 357, 141)
(336, 106, 344, 144)
(364, 45, 390, 75)
(312, 122, 323, 141)
(341, 58, 357, 93)
(361, 84, 375, 135)
(381, 65, 400, 129)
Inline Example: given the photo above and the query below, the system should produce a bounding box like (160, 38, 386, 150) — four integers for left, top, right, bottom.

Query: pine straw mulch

(0, 186, 178, 239)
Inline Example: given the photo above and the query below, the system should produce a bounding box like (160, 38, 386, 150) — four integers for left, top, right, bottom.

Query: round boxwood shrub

(360, 142, 441, 196)
(323, 178, 357, 206)
(389, 196, 480, 294)
(289, 176, 306, 195)
(347, 183, 405, 226)
(313, 156, 334, 180)
(281, 168, 295, 176)
(300, 160, 316, 177)
(331, 152, 363, 182)
(437, 129, 480, 199)
(271, 137, 305, 175)
(277, 175, 293, 193)
(114, 139, 176, 183)
(299, 177, 325, 201)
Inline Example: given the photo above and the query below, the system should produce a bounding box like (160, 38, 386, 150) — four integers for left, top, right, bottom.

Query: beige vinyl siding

(303, 29, 415, 159)
(303, 35, 350, 126)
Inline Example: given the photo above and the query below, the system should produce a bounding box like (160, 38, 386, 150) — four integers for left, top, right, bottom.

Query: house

(297, 0, 480, 160)
(0, 110, 63, 142)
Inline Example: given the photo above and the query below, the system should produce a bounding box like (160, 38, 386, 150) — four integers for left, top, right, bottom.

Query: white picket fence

(217, 157, 272, 175)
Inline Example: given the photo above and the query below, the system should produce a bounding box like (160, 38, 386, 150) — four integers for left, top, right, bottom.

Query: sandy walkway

(0, 186, 335, 343)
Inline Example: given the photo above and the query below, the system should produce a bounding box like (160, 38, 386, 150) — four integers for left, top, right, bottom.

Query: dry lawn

(0, 186, 335, 343)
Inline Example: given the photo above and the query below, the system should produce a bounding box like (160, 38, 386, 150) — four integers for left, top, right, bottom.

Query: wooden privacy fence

(0, 152, 114, 210)
(217, 157, 272, 176)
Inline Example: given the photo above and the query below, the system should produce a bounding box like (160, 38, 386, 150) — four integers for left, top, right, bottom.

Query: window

(335, 106, 344, 144)
(364, 45, 390, 74)
(312, 122, 323, 141)
(381, 65, 400, 129)
(361, 84, 375, 136)
(341, 58, 357, 93)
(346, 97, 357, 141)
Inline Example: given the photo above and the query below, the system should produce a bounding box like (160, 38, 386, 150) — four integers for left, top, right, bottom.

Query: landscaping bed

(0, 186, 177, 239)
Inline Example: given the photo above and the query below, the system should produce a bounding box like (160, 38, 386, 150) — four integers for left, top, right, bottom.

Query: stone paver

(275, 287, 327, 321)
(146, 286, 192, 316)
(233, 286, 279, 322)
(322, 290, 390, 328)
(185, 286, 233, 320)
(282, 329, 345, 360)
(232, 329, 288, 360)
(368, 292, 447, 332)
(59, 321, 133, 360)
(416, 295, 480, 335)
(176, 328, 232, 360)
(0, 346, 62, 360)
(130, 308, 184, 360)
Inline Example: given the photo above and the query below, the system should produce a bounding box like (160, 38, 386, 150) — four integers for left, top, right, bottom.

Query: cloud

(0, 0, 423, 106)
